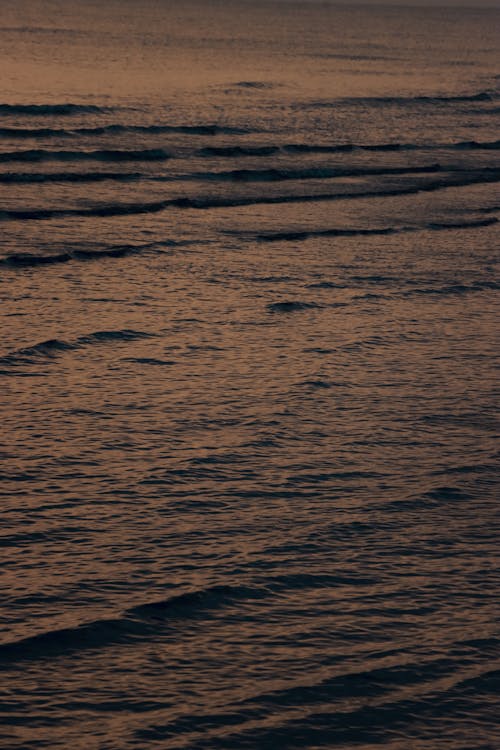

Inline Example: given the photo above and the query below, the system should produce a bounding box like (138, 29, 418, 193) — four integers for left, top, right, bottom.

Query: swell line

(0, 123, 248, 138)
(2, 171, 499, 221)
(0, 585, 268, 663)
(0, 200, 170, 221)
(192, 164, 444, 182)
(304, 91, 496, 107)
(0, 240, 173, 269)
(0, 164, 444, 187)
(255, 218, 498, 242)
(197, 139, 500, 158)
(0, 148, 171, 163)
(0, 329, 157, 371)
(0, 103, 108, 116)
(0, 171, 141, 184)
(160, 170, 500, 210)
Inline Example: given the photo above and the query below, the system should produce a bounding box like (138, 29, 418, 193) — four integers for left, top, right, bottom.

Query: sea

(0, 1, 499, 748)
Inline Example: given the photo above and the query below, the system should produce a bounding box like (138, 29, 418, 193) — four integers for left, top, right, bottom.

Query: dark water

(1, 1, 499, 748)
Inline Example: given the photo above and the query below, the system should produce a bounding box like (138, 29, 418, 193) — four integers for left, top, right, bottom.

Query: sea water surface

(1, 1, 499, 748)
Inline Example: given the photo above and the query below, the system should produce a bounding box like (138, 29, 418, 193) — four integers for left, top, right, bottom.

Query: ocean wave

(462, 105, 500, 116)
(232, 81, 274, 89)
(0, 329, 155, 369)
(0, 171, 141, 184)
(198, 145, 281, 157)
(2, 248, 119, 267)
(2, 162, 494, 189)
(0, 164, 445, 187)
(1, 240, 174, 269)
(0, 584, 268, 663)
(167, 172, 500, 210)
(1, 251, 74, 266)
(0, 147, 171, 163)
(307, 281, 348, 289)
(469, 205, 500, 214)
(136, 656, 497, 746)
(122, 357, 176, 366)
(256, 218, 498, 242)
(427, 218, 499, 230)
(284, 139, 500, 153)
(196, 164, 443, 182)
(307, 91, 495, 107)
(267, 301, 322, 313)
(352, 278, 500, 303)
(301, 379, 334, 389)
(0, 338, 77, 367)
(282, 142, 414, 154)
(382, 486, 473, 512)
(380, 91, 495, 103)
(259, 228, 397, 242)
(454, 139, 500, 150)
(0, 103, 107, 115)
(197, 139, 500, 158)
(2, 173, 498, 223)
(78, 330, 156, 344)
(0, 123, 247, 138)
(0, 199, 170, 221)
(402, 280, 499, 297)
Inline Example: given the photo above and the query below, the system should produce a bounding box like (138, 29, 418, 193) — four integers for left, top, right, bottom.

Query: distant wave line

(0, 148, 171, 163)
(192, 164, 445, 182)
(0, 240, 173, 269)
(0, 163, 446, 186)
(0, 140, 497, 167)
(0, 200, 170, 221)
(0, 123, 249, 139)
(168, 171, 500, 210)
(0, 103, 108, 116)
(255, 217, 498, 242)
(300, 91, 496, 108)
(198, 139, 500, 158)
(1, 171, 499, 221)
(0, 329, 158, 371)
(0, 171, 142, 184)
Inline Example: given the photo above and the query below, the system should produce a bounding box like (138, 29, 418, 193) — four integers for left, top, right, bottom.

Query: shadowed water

(1, 1, 499, 748)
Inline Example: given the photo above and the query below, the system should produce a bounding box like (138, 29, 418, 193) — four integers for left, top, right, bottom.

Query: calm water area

(1, 1, 499, 748)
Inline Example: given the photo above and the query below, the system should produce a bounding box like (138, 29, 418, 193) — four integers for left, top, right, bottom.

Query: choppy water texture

(1, 1, 499, 748)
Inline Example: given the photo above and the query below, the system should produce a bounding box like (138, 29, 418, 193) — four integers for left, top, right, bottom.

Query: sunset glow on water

(1, 1, 499, 748)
